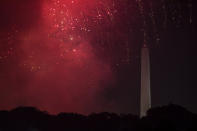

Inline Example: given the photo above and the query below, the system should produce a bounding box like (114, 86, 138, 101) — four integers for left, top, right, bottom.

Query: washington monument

(140, 44, 151, 117)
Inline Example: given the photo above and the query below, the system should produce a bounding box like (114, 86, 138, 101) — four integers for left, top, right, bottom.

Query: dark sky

(0, 0, 196, 115)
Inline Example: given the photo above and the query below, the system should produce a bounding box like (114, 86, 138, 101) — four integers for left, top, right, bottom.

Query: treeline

(0, 104, 197, 131)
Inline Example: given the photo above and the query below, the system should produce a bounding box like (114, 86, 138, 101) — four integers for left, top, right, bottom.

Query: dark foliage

(0, 104, 197, 131)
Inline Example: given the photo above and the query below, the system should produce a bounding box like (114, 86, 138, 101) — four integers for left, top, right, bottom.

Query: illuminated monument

(140, 44, 151, 117)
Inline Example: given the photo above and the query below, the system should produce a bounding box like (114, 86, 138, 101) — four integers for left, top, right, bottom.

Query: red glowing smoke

(0, 0, 114, 114)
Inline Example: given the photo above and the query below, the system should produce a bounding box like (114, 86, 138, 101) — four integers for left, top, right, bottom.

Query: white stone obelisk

(140, 44, 151, 117)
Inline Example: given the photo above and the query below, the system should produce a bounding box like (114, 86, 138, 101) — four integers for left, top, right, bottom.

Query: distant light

(72, 49, 77, 52)
(70, 36, 74, 41)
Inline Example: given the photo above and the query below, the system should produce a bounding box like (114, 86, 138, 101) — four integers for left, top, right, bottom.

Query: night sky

(0, 0, 196, 115)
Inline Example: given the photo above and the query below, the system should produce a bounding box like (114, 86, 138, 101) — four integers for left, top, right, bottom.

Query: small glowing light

(72, 49, 77, 52)
(70, 36, 74, 41)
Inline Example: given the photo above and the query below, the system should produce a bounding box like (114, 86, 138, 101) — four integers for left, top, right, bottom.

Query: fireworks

(1, 0, 193, 68)
(0, 0, 194, 114)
